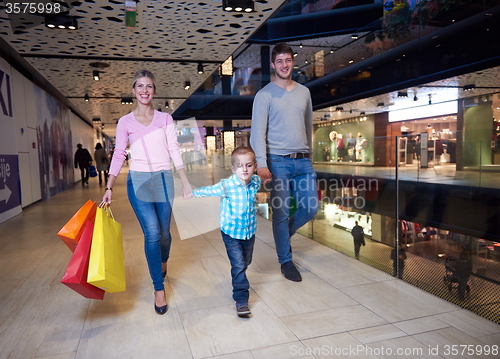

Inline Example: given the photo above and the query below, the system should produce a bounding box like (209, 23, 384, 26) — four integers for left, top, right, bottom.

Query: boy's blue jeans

(127, 170, 174, 291)
(267, 154, 318, 264)
(221, 231, 255, 306)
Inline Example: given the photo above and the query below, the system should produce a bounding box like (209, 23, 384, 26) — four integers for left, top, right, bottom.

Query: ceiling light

(397, 91, 408, 98)
(293, 52, 298, 57)
(222, 0, 254, 12)
(463, 84, 476, 91)
(360, 111, 366, 115)
(335, 106, 344, 112)
(92, 117, 101, 122)
(348, 59, 354, 64)
(197, 63, 204, 74)
(45, 14, 78, 30)
(351, 34, 359, 40)
(377, 102, 385, 107)
(93, 70, 100, 81)
(184, 81, 191, 90)
(165, 101, 169, 108)
(121, 97, 133, 105)
(84, 93, 90, 102)
(330, 49, 335, 54)
(413, 95, 418, 101)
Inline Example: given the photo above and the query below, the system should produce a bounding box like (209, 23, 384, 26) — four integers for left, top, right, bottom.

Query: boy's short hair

(231, 146, 256, 167)
(271, 43, 294, 63)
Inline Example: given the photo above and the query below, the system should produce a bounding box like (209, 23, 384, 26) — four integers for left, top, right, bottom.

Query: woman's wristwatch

(105, 188, 112, 191)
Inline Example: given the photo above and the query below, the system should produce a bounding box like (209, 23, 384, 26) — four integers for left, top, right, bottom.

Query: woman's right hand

(102, 189, 112, 204)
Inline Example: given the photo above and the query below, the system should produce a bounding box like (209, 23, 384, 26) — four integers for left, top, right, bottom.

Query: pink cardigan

(109, 110, 184, 177)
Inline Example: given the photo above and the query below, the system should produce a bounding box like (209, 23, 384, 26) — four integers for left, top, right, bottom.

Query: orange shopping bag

(61, 219, 105, 300)
(57, 200, 97, 252)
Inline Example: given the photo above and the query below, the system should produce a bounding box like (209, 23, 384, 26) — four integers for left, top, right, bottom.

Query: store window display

(313, 116, 374, 164)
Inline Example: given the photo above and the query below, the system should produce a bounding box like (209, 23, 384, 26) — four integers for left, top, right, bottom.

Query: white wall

(0, 55, 95, 223)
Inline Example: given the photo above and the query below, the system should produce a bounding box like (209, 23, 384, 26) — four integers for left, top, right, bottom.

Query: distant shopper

(74, 143, 93, 185)
(391, 243, 407, 279)
(455, 249, 472, 300)
(351, 221, 365, 258)
(190, 147, 261, 318)
(94, 142, 109, 185)
(250, 42, 318, 282)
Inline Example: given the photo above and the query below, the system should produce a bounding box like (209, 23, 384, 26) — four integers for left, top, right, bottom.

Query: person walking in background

(93, 142, 109, 185)
(391, 242, 407, 278)
(351, 221, 365, 259)
(74, 143, 93, 186)
(190, 147, 261, 317)
(102, 69, 192, 315)
(455, 249, 472, 300)
(250, 42, 318, 282)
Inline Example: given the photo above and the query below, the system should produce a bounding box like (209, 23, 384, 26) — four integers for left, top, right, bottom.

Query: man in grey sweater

(250, 43, 318, 282)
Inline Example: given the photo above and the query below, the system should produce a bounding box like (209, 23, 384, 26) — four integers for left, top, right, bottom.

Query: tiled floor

(0, 165, 499, 359)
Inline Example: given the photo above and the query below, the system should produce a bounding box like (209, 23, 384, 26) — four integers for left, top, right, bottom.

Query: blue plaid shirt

(192, 174, 261, 240)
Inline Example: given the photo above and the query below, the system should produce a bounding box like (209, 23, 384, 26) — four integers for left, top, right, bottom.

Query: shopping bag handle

(98, 201, 115, 220)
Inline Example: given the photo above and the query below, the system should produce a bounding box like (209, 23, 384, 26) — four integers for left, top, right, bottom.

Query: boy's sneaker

(236, 304, 251, 317)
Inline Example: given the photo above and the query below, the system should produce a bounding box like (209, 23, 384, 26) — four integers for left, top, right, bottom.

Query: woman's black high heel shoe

(154, 290, 168, 315)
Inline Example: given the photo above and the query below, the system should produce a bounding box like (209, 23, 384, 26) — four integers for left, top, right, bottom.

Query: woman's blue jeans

(267, 154, 318, 264)
(221, 231, 255, 306)
(127, 170, 174, 291)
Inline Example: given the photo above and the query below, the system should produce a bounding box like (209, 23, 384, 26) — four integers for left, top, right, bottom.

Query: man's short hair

(271, 43, 294, 63)
(231, 146, 256, 167)
(77, 143, 82, 148)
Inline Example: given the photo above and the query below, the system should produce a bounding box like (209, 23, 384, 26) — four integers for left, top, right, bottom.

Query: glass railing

(307, 134, 500, 323)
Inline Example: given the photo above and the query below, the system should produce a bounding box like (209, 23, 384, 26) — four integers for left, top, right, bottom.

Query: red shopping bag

(57, 200, 97, 252)
(61, 219, 105, 300)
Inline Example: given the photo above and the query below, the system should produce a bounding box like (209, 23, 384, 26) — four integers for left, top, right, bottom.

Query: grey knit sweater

(250, 81, 313, 169)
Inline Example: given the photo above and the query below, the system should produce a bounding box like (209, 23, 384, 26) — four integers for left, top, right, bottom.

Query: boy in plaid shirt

(191, 147, 261, 317)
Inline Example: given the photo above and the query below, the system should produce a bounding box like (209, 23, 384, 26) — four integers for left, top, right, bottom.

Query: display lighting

(463, 84, 476, 91)
(93, 70, 100, 81)
(397, 91, 408, 98)
(197, 63, 204, 74)
(165, 101, 169, 108)
(351, 34, 359, 39)
(84, 93, 90, 102)
(222, 0, 254, 12)
(184, 81, 191, 90)
(121, 97, 134, 105)
(45, 14, 78, 30)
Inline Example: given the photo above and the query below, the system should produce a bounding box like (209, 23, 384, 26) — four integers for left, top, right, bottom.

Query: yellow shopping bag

(87, 202, 126, 293)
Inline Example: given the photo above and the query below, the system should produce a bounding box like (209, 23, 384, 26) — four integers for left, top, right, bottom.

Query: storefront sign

(388, 101, 458, 122)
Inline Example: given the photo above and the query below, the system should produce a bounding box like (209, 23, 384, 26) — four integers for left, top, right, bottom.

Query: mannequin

(329, 131, 338, 161)
(355, 132, 366, 162)
(346, 133, 356, 162)
(337, 134, 345, 162)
